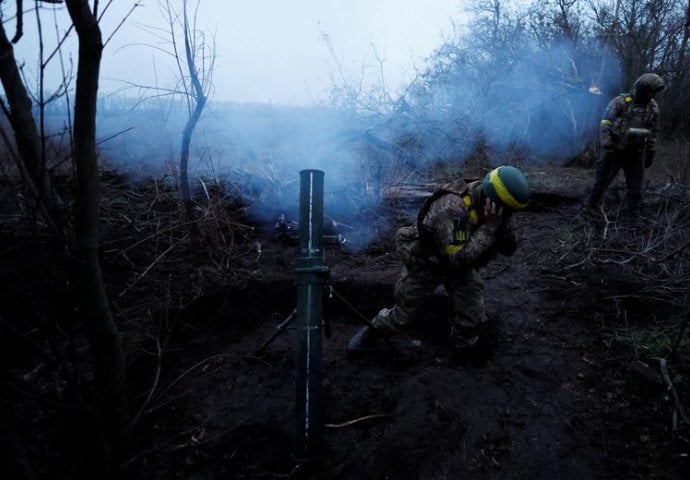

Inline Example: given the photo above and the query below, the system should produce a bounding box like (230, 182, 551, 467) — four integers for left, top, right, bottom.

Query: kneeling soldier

(347, 166, 530, 361)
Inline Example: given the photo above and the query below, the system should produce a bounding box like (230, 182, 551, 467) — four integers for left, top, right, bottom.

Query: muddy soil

(1, 166, 688, 479)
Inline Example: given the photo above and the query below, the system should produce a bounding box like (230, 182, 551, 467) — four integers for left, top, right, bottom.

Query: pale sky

(8, 0, 464, 105)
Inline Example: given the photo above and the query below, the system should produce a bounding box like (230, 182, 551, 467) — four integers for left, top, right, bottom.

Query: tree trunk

(0, 21, 64, 234)
(180, 96, 206, 223)
(677, 0, 690, 76)
(64, 0, 130, 468)
(0, 22, 43, 184)
(179, 2, 207, 227)
(179, 98, 206, 204)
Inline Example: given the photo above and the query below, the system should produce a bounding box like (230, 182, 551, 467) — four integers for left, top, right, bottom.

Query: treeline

(328, 0, 690, 165)
(417, 0, 690, 144)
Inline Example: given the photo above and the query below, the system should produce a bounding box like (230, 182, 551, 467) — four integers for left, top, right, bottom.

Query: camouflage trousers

(370, 237, 488, 349)
(586, 148, 645, 212)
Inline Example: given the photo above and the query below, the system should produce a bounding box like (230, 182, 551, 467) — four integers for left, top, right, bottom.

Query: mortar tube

(293, 169, 328, 464)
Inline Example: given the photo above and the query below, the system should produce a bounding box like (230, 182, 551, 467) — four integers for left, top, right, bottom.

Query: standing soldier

(584, 73, 665, 217)
(347, 166, 530, 362)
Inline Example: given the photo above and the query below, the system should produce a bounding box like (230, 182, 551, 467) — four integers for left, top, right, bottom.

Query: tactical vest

(416, 187, 480, 256)
(613, 95, 657, 149)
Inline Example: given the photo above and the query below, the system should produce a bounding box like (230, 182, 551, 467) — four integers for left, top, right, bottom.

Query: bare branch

(10, 0, 23, 43)
(103, 2, 142, 48)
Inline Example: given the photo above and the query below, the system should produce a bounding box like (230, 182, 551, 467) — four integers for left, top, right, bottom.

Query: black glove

(644, 150, 655, 168)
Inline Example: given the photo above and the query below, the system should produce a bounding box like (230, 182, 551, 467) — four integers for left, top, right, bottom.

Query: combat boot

(346, 326, 379, 356)
(623, 199, 645, 217)
(450, 323, 487, 366)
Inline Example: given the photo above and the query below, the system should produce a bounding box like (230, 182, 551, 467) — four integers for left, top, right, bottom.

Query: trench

(125, 202, 612, 480)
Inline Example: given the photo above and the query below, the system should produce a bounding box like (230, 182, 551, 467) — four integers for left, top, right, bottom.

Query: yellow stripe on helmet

(490, 168, 528, 210)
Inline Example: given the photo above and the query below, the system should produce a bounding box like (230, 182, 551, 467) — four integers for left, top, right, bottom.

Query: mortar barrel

(294, 169, 327, 462)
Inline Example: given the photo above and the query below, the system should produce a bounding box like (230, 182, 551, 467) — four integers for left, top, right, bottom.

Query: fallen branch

(563, 251, 593, 270)
(324, 413, 392, 429)
(252, 308, 297, 357)
(661, 239, 690, 262)
(118, 234, 188, 297)
(654, 357, 690, 430)
(116, 223, 187, 258)
(154, 351, 235, 403)
(131, 334, 162, 426)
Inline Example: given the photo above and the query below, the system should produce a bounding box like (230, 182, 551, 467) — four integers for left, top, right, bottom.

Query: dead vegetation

(551, 165, 690, 450)
(558, 183, 690, 303)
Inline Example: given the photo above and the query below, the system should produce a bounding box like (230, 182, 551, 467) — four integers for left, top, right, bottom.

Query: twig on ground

(116, 222, 188, 258)
(654, 357, 690, 430)
(563, 251, 593, 270)
(252, 308, 297, 357)
(154, 351, 234, 402)
(324, 413, 393, 429)
(662, 239, 690, 262)
(132, 333, 163, 426)
(199, 178, 228, 249)
(118, 234, 188, 297)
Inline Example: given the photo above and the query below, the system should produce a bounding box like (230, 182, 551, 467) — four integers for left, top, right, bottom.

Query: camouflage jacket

(600, 94, 660, 153)
(397, 181, 518, 271)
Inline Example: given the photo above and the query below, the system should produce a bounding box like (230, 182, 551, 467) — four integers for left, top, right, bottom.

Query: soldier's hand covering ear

(644, 150, 655, 168)
(483, 199, 502, 226)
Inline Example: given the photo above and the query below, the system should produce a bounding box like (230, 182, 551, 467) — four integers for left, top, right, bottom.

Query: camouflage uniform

(586, 81, 661, 213)
(370, 181, 518, 350)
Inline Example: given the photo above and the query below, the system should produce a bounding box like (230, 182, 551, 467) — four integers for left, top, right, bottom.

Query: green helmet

(633, 73, 665, 98)
(482, 166, 530, 211)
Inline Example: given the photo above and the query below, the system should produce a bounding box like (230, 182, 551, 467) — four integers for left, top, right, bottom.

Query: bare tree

(1, 0, 134, 471)
(527, 0, 586, 45)
(587, 0, 690, 133)
(404, 0, 690, 167)
(65, 0, 130, 467)
(0, 0, 65, 235)
(588, 0, 682, 81)
(677, 0, 690, 75)
(158, 0, 214, 224)
(319, 28, 397, 115)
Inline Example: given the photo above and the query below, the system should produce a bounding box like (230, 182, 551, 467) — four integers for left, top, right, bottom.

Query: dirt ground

(1, 165, 689, 479)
